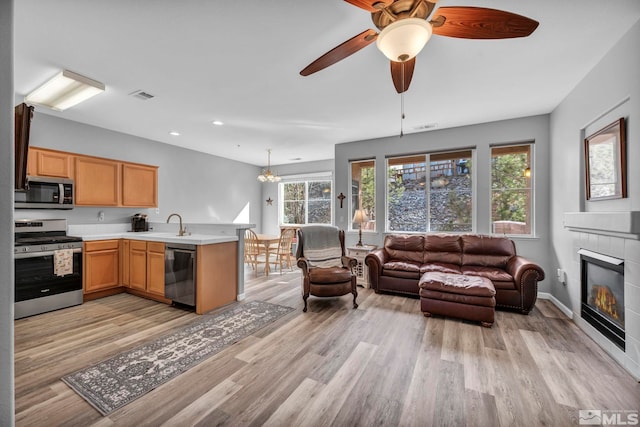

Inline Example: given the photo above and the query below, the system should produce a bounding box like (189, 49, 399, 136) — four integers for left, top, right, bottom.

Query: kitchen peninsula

(71, 224, 250, 315)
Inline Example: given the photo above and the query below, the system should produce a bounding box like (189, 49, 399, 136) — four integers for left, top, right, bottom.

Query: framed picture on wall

(584, 117, 627, 201)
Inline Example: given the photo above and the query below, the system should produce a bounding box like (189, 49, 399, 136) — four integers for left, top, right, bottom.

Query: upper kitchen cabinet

(27, 146, 158, 208)
(75, 156, 120, 206)
(27, 147, 73, 178)
(122, 163, 158, 207)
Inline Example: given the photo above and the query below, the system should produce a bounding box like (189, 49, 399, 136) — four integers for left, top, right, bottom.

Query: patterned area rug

(62, 300, 294, 415)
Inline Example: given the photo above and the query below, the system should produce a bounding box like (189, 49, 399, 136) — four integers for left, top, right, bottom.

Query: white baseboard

(537, 292, 573, 319)
(237, 293, 246, 301)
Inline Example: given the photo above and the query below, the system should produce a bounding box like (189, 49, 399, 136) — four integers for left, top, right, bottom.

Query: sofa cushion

(424, 234, 462, 265)
(461, 235, 515, 268)
(309, 267, 352, 284)
(461, 266, 514, 282)
(382, 261, 421, 279)
(420, 262, 461, 274)
(384, 234, 424, 264)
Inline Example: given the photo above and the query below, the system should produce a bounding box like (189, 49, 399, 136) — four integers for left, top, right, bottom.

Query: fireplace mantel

(564, 211, 640, 239)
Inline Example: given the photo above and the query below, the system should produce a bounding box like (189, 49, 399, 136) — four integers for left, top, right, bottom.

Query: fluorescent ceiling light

(25, 69, 105, 111)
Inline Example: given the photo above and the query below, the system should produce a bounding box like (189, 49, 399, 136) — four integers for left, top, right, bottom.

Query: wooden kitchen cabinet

(27, 147, 158, 208)
(120, 239, 130, 286)
(122, 163, 158, 207)
(75, 156, 120, 206)
(127, 240, 165, 297)
(129, 240, 147, 291)
(84, 240, 120, 293)
(27, 147, 73, 178)
(146, 242, 165, 296)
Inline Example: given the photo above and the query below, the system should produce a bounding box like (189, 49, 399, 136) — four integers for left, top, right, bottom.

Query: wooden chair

(268, 228, 296, 274)
(296, 225, 358, 312)
(244, 229, 267, 275)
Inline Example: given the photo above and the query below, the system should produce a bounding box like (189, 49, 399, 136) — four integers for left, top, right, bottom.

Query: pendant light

(257, 149, 281, 183)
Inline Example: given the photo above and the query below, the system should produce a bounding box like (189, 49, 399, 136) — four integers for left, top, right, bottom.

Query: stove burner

(15, 235, 83, 246)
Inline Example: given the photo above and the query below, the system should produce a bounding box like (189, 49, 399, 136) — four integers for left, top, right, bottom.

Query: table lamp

(352, 209, 369, 247)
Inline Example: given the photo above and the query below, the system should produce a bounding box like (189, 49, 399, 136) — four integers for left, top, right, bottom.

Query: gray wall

(549, 20, 640, 308)
(1, 1, 14, 424)
(334, 115, 552, 292)
(16, 112, 264, 228)
(260, 159, 334, 235)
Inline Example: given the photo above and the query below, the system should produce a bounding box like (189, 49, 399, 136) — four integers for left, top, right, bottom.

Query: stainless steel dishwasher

(165, 243, 196, 307)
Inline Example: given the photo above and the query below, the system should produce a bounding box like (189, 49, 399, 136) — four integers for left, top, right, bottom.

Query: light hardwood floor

(15, 268, 640, 426)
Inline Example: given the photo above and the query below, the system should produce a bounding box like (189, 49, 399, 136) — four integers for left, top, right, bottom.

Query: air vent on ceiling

(129, 90, 155, 101)
(413, 123, 438, 131)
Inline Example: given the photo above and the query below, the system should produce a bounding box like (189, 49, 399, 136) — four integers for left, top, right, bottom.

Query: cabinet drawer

(130, 240, 147, 251)
(85, 240, 119, 252)
(147, 242, 165, 253)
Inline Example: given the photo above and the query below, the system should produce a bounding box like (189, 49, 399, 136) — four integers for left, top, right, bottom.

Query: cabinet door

(84, 241, 120, 292)
(37, 150, 73, 178)
(75, 156, 120, 206)
(129, 241, 147, 291)
(27, 148, 72, 178)
(146, 242, 165, 296)
(122, 163, 158, 207)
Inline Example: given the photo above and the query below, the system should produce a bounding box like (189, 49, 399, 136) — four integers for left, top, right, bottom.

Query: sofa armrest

(365, 249, 388, 291)
(506, 256, 545, 313)
(507, 256, 545, 283)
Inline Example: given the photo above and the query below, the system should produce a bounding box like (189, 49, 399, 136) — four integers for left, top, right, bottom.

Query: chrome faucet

(166, 213, 185, 236)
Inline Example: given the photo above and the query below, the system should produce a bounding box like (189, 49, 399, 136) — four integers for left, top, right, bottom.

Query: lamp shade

(352, 209, 369, 224)
(376, 18, 433, 62)
(25, 70, 105, 111)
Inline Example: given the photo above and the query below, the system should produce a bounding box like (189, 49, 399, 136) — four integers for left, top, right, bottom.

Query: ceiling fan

(300, 0, 539, 93)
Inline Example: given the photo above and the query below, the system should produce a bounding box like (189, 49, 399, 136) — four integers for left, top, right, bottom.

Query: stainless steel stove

(14, 219, 83, 319)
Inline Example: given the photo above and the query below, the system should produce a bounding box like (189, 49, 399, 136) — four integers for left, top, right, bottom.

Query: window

(491, 143, 533, 235)
(350, 160, 375, 231)
(280, 178, 332, 225)
(386, 150, 473, 232)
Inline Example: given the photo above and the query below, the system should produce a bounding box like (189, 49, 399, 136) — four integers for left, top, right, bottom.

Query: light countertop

(72, 231, 238, 246)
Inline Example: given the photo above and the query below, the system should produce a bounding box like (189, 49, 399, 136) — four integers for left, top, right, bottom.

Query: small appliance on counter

(131, 213, 149, 232)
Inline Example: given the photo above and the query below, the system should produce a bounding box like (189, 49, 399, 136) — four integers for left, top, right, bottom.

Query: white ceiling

(13, 1, 640, 167)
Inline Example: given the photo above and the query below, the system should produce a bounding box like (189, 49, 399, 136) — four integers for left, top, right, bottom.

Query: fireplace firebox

(579, 249, 625, 350)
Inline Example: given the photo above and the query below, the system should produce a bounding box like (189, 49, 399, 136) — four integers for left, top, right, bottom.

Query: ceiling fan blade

(344, 0, 393, 13)
(431, 7, 539, 39)
(390, 58, 415, 94)
(300, 29, 378, 76)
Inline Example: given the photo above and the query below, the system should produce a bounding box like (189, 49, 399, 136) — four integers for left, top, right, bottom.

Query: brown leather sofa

(365, 234, 545, 314)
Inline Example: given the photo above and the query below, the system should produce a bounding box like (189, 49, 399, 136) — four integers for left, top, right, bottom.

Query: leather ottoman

(419, 272, 496, 327)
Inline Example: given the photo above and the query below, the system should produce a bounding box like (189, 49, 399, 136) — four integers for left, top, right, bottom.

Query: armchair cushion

(309, 267, 353, 284)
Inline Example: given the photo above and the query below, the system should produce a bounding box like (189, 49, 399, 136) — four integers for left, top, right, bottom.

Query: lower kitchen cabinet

(127, 240, 165, 297)
(84, 240, 120, 293)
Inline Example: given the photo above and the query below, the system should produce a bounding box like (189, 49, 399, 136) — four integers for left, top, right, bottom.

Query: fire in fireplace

(579, 249, 625, 350)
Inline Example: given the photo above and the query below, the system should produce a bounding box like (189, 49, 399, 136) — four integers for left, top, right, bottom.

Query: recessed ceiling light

(212, 120, 224, 126)
(169, 131, 180, 136)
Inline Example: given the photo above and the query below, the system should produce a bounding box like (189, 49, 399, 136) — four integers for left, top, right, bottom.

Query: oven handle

(14, 247, 82, 259)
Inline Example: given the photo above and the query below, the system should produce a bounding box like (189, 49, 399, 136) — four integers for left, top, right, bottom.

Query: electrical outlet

(98, 211, 105, 222)
(155, 208, 160, 214)
(556, 268, 566, 285)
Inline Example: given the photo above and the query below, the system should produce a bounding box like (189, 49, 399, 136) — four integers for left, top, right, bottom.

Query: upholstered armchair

(296, 225, 358, 312)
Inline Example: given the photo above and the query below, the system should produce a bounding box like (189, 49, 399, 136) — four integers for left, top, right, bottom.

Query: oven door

(14, 248, 83, 302)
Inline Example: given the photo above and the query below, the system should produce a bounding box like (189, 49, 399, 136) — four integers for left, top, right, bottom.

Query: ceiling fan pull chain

(400, 63, 405, 137)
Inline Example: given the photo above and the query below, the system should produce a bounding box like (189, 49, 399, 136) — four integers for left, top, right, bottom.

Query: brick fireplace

(564, 211, 640, 380)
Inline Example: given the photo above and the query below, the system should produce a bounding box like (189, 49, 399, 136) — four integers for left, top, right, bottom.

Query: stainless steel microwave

(15, 176, 74, 209)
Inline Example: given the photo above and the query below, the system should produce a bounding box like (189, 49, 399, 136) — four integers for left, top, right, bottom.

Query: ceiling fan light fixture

(376, 18, 433, 62)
